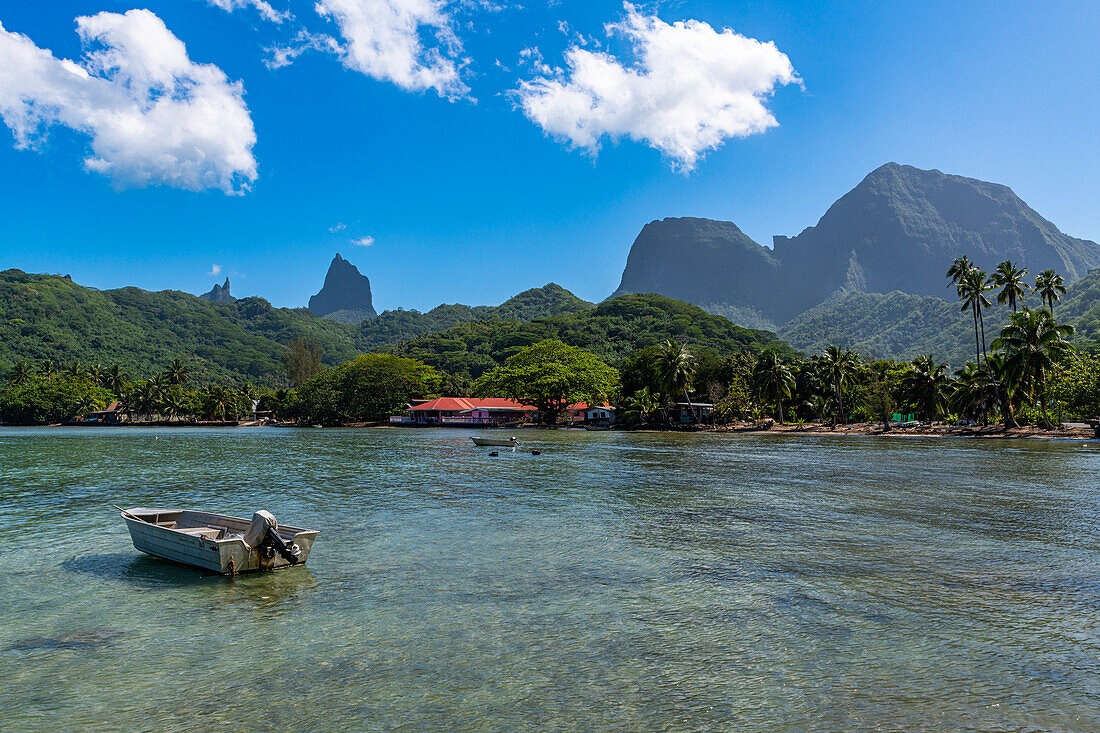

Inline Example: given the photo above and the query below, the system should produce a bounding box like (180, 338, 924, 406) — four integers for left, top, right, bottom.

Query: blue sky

(1, 0, 1097, 312)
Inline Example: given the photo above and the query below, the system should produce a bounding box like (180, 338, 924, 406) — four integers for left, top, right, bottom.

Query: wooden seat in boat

(177, 527, 223, 540)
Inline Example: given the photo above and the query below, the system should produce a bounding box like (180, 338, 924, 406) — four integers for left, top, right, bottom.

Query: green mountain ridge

(0, 269, 361, 384)
(359, 283, 594, 350)
(394, 293, 793, 379)
(778, 269, 1100, 366)
(4, 270, 784, 385)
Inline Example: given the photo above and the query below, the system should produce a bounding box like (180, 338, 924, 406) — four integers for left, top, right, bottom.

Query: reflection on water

(2, 427, 1100, 730)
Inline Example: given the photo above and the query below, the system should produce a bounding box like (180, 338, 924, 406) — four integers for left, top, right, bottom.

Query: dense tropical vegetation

(394, 294, 792, 379)
(663, 258, 1094, 430)
(778, 267, 1100, 365)
(4, 259, 1098, 429)
(473, 340, 618, 424)
(358, 284, 594, 349)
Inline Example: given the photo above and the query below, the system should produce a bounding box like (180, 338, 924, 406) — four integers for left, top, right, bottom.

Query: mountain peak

(613, 164, 1100, 325)
(308, 254, 376, 322)
(200, 277, 235, 303)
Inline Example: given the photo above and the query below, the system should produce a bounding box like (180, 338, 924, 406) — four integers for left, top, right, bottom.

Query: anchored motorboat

(118, 507, 318, 575)
(471, 436, 518, 447)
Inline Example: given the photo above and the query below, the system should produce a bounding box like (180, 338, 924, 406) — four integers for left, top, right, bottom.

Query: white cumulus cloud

(351, 235, 375, 246)
(313, 0, 469, 98)
(517, 3, 799, 170)
(329, 222, 347, 232)
(209, 264, 223, 276)
(205, 0, 290, 24)
(0, 10, 258, 194)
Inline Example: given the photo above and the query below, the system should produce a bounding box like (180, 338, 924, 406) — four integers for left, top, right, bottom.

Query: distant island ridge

(612, 163, 1100, 327)
(6, 162, 1099, 381)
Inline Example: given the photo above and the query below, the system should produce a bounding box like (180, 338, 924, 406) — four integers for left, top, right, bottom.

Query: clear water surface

(2, 427, 1099, 731)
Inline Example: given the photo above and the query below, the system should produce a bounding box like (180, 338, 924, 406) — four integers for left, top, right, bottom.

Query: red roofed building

(566, 402, 614, 423)
(392, 397, 536, 425)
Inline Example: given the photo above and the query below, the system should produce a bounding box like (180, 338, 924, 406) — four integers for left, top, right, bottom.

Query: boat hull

(471, 437, 518, 447)
(123, 508, 317, 575)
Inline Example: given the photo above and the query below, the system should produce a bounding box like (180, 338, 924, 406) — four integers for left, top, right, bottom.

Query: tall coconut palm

(950, 362, 999, 426)
(166, 358, 189, 386)
(959, 268, 994, 361)
(992, 308, 1074, 428)
(822, 345, 860, 426)
(752, 349, 795, 424)
(1034, 269, 1066, 316)
(87, 363, 104, 386)
(66, 361, 87, 380)
(145, 375, 169, 417)
(655, 339, 697, 422)
(163, 391, 188, 423)
(992, 260, 1030, 313)
(204, 385, 241, 421)
(946, 255, 975, 289)
(37, 359, 57, 380)
(9, 361, 32, 385)
(984, 352, 1019, 429)
(902, 354, 951, 423)
(105, 364, 128, 395)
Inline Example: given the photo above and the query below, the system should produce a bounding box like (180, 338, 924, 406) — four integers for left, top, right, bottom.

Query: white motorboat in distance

(119, 507, 318, 575)
(471, 436, 518, 447)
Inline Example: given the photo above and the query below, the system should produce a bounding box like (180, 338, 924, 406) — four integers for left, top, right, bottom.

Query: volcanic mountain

(612, 163, 1100, 325)
(308, 253, 377, 323)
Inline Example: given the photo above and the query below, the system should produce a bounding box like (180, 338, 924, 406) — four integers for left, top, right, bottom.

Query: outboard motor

(243, 510, 302, 564)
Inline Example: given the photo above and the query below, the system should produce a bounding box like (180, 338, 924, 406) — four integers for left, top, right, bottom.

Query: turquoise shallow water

(2, 427, 1100, 731)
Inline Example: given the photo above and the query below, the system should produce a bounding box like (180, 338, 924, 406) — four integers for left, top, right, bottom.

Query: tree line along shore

(2, 258, 1098, 437)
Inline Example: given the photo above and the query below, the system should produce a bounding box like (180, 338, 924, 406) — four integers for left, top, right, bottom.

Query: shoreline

(702, 422, 1095, 440)
(5, 421, 1096, 441)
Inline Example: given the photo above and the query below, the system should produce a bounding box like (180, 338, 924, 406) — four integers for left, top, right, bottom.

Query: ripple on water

(1, 427, 1100, 731)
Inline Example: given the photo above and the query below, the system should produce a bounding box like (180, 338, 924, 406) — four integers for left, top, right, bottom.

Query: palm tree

(993, 308, 1074, 429)
(66, 361, 87, 380)
(105, 364, 128, 395)
(946, 255, 975, 289)
(984, 352, 1019, 429)
(144, 375, 169, 417)
(166, 358, 189, 386)
(948, 257, 979, 362)
(37, 359, 57, 380)
(163, 392, 188, 423)
(902, 354, 951, 423)
(752, 349, 795, 424)
(992, 260, 1030, 313)
(951, 362, 999, 426)
(804, 394, 833, 424)
(87, 363, 104, 386)
(958, 268, 994, 361)
(204, 386, 241, 421)
(822, 345, 860, 426)
(9, 361, 32, 385)
(1034, 269, 1066, 316)
(622, 387, 660, 425)
(654, 339, 697, 422)
(74, 393, 103, 417)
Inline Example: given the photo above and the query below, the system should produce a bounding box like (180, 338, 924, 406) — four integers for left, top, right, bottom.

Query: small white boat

(471, 436, 518, 447)
(119, 507, 318, 575)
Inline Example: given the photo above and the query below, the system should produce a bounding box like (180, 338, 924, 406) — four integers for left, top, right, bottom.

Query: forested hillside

(780, 269, 1100, 366)
(358, 283, 593, 349)
(394, 294, 793, 378)
(4, 271, 786, 387)
(0, 270, 360, 384)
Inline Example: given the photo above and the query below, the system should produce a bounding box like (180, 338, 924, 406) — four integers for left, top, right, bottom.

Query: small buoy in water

(489, 451, 499, 457)
(531, 450, 541, 455)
